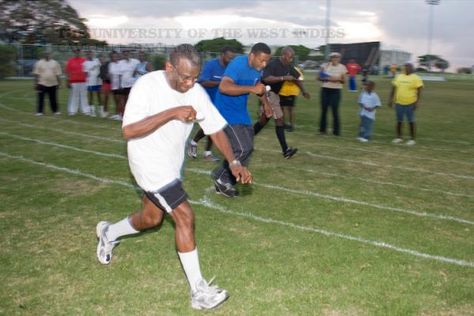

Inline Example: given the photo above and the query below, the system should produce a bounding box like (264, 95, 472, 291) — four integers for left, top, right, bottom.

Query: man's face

(222, 51, 236, 66)
(250, 52, 271, 71)
(74, 49, 81, 57)
(111, 53, 119, 62)
(166, 58, 201, 93)
(281, 51, 294, 65)
(123, 51, 130, 59)
(405, 64, 413, 75)
(86, 51, 93, 59)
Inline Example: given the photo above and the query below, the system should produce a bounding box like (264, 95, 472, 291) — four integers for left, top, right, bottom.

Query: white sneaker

(358, 137, 369, 143)
(96, 221, 120, 265)
(187, 142, 198, 159)
(203, 152, 220, 162)
(392, 138, 403, 144)
(406, 139, 416, 146)
(191, 278, 228, 310)
(35, 112, 43, 116)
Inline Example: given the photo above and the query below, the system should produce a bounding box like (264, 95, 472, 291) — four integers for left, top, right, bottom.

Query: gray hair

(169, 44, 201, 67)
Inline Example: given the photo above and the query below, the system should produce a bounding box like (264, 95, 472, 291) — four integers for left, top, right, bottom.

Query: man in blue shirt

(188, 47, 236, 161)
(212, 43, 272, 197)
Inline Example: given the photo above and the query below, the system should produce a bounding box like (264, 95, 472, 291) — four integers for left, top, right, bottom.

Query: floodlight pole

(324, 0, 331, 60)
(426, 0, 440, 71)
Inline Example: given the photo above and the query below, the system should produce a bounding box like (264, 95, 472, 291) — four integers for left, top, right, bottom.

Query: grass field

(0, 76, 473, 315)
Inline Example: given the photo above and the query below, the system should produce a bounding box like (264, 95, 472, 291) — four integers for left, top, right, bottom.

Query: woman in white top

(318, 52, 347, 136)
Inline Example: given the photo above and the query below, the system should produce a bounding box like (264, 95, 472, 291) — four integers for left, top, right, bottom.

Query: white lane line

(2, 132, 472, 226)
(0, 117, 124, 144)
(304, 151, 474, 180)
(0, 103, 120, 132)
(187, 168, 474, 226)
(2, 120, 470, 198)
(195, 195, 474, 268)
(288, 166, 474, 199)
(1, 150, 472, 268)
(0, 132, 126, 159)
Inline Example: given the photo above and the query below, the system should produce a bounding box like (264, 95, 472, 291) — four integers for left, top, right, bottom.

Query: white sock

(106, 217, 139, 241)
(190, 140, 197, 146)
(178, 248, 203, 292)
(204, 151, 211, 156)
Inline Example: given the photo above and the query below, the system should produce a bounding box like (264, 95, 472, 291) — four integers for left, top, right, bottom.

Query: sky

(68, 0, 474, 70)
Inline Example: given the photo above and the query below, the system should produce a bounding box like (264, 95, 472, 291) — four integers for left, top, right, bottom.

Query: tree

(0, 45, 16, 79)
(0, 0, 106, 46)
(418, 54, 449, 72)
(194, 37, 244, 54)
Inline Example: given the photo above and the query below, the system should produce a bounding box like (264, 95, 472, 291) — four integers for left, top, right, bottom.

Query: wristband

(229, 159, 241, 168)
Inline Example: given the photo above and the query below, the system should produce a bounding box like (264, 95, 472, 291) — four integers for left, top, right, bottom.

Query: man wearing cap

(318, 52, 347, 136)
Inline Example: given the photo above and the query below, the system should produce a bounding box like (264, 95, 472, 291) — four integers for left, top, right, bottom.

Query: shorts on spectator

(279, 95, 296, 107)
(87, 85, 101, 92)
(112, 88, 131, 96)
(395, 103, 416, 122)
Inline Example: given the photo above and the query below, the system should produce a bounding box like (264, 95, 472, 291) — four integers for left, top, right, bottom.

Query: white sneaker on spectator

(358, 137, 369, 143)
(392, 138, 403, 144)
(35, 112, 43, 116)
(406, 139, 416, 146)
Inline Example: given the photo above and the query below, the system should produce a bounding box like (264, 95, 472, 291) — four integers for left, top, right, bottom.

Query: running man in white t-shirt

(95, 44, 252, 310)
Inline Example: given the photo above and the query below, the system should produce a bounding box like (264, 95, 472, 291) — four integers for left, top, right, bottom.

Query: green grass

(0, 76, 473, 315)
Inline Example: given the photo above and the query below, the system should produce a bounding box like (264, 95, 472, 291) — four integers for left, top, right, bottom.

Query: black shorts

(279, 95, 296, 107)
(144, 179, 188, 213)
(112, 88, 131, 96)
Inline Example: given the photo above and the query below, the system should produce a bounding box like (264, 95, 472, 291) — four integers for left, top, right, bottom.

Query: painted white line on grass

(304, 151, 474, 180)
(0, 117, 124, 144)
(288, 167, 474, 199)
(279, 136, 474, 166)
(3, 120, 470, 199)
(2, 131, 472, 226)
(0, 103, 120, 132)
(187, 168, 474, 226)
(1, 150, 472, 268)
(0, 132, 126, 160)
(293, 130, 473, 154)
(195, 196, 474, 268)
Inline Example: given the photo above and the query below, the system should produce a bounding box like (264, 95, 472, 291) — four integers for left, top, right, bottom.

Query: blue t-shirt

(198, 58, 226, 102)
(214, 55, 262, 125)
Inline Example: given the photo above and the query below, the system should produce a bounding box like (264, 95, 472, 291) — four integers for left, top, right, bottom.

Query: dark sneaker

(214, 179, 238, 197)
(283, 147, 298, 159)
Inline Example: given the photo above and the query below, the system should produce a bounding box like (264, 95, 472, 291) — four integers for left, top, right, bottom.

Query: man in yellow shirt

(389, 63, 423, 145)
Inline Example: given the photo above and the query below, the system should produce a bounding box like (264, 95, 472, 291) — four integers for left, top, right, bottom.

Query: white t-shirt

(123, 70, 227, 191)
(321, 62, 347, 89)
(358, 90, 381, 120)
(83, 58, 102, 86)
(33, 59, 62, 87)
(119, 58, 140, 88)
(109, 62, 121, 90)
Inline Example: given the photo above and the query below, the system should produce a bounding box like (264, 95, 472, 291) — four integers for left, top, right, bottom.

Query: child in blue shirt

(357, 80, 381, 142)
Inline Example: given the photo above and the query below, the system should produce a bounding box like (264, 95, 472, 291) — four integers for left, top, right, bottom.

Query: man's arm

(210, 130, 252, 184)
(219, 76, 265, 96)
(294, 80, 310, 99)
(200, 80, 220, 88)
(415, 87, 422, 107)
(263, 75, 296, 84)
(122, 106, 196, 140)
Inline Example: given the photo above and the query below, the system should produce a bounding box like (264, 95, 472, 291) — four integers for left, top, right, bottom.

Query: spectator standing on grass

(65, 48, 89, 116)
(108, 51, 123, 121)
(114, 50, 139, 121)
(212, 43, 272, 198)
(318, 52, 347, 136)
(95, 44, 252, 310)
(32, 51, 62, 116)
(252, 46, 308, 156)
(98, 53, 111, 118)
(187, 46, 236, 162)
(278, 65, 308, 132)
(389, 63, 423, 146)
(134, 51, 153, 79)
(83, 50, 102, 117)
(346, 59, 361, 92)
(357, 80, 381, 142)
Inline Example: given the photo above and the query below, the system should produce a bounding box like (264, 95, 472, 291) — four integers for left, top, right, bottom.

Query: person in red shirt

(346, 59, 361, 92)
(65, 48, 89, 115)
